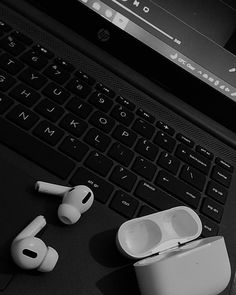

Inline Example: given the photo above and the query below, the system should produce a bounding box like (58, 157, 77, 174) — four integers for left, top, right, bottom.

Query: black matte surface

(0, 2, 236, 295)
(0, 155, 138, 295)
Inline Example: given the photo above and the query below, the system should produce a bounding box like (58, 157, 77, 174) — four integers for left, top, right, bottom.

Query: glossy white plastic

(117, 206, 231, 295)
(117, 206, 202, 259)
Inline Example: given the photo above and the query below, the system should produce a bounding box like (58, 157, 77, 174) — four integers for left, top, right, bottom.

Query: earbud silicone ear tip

(38, 246, 59, 272)
(58, 203, 81, 225)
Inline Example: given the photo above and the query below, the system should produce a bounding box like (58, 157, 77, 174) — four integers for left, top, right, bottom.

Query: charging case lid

(117, 206, 202, 259)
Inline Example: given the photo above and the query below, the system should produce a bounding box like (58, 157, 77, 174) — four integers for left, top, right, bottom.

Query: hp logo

(97, 28, 110, 42)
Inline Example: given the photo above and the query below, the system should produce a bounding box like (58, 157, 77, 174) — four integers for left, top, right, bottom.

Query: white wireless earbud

(35, 181, 94, 225)
(11, 215, 59, 272)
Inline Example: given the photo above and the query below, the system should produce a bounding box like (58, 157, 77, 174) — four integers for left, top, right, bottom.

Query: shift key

(70, 167, 114, 203)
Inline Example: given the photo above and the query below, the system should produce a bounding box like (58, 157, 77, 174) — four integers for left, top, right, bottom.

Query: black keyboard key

(108, 142, 134, 166)
(84, 128, 111, 152)
(11, 31, 33, 46)
(110, 190, 138, 218)
(0, 21, 12, 33)
(176, 133, 194, 148)
(0, 35, 25, 56)
(135, 138, 158, 161)
(112, 124, 137, 147)
(0, 93, 14, 114)
(211, 165, 232, 188)
(70, 167, 114, 203)
(154, 131, 176, 153)
(138, 205, 157, 217)
(201, 198, 224, 222)
(0, 53, 24, 74)
(134, 180, 183, 210)
(132, 118, 155, 139)
(6, 104, 39, 130)
(156, 121, 175, 136)
(116, 95, 135, 111)
(9, 83, 40, 107)
(19, 68, 47, 90)
(34, 98, 64, 122)
(75, 70, 95, 86)
(85, 151, 113, 177)
(110, 166, 137, 192)
(89, 111, 115, 133)
(95, 82, 115, 98)
(175, 144, 211, 174)
(54, 57, 75, 72)
(59, 113, 87, 138)
(59, 136, 89, 162)
(33, 120, 64, 146)
(196, 145, 213, 160)
(157, 151, 180, 175)
(155, 170, 201, 208)
(132, 156, 157, 181)
(136, 108, 155, 123)
(200, 215, 219, 237)
(32, 44, 54, 59)
(66, 78, 92, 98)
(111, 104, 134, 126)
(88, 92, 113, 112)
(43, 64, 70, 84)
(0, 118, 75, 179)
(180, 165, 206, 191)
(20, 50, 48, 70)
(215, 157, 234, 173)
(0, 69, 16, 91)
(66, 97, 92, 119)
(206, 181, 228, 204)
(42, 82, 70, 104)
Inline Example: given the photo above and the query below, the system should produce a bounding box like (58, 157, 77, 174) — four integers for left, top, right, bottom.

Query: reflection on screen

(149, 0, 236, 55)
(79, 0, 236, 100)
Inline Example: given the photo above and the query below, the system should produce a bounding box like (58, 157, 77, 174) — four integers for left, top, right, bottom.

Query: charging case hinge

(158, 242, 183, 255)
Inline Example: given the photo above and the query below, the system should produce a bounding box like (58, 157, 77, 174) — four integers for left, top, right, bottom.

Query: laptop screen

(81, 0, 236, 100)
(26, 0, 236, 133)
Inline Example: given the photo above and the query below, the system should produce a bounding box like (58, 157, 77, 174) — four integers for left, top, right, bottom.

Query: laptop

(0, 0, 236, 294)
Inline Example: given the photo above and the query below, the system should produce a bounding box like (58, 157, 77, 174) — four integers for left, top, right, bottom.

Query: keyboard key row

(0, 50, 234, 192)
(0, 108, 227, 225)
(0, 117, 75, 179)
(1, 91, 233, 198)
(0, 22, 233, 231)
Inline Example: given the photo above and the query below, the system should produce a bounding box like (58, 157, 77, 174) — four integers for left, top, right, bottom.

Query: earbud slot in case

(117, 206, 231, 295)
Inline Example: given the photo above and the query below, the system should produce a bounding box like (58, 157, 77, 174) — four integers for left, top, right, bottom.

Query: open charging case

(117, 206, 231, 295)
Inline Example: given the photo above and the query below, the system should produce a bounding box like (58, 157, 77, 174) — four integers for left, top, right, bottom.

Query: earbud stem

(13, 215, 46, 243)
(35, 181, 71, 196)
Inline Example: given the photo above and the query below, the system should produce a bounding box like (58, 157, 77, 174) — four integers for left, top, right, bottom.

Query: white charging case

(117, 206, 231, 295)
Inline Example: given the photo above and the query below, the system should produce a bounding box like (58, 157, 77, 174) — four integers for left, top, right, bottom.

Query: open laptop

(0, 0, 236, 294)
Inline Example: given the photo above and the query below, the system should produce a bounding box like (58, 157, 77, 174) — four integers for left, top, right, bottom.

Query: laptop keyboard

(0, 20, 234, 238)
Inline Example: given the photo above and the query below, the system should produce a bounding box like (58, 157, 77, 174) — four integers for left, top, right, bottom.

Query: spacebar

(0, 118, 75, 179)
